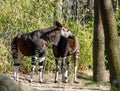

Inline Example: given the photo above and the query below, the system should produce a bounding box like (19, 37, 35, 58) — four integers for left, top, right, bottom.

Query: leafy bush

(0, 40, 12, 73)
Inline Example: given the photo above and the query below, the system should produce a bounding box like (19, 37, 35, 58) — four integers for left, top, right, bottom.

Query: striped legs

(54, 58, 60, 83)
(39, 57, 45, 83)
(54, 57, 70, 83)
(74, 61, 77, 83)
(61, 57, 69, 83)
(54, 57, 69, 83)
(13, 51, 23, 81)
(29, 56, 45, 83)
(73, 50, 79, 83)
(29, 56, 37, 82)
(65, 58, 70, 83)
(14, 63, 20, 81)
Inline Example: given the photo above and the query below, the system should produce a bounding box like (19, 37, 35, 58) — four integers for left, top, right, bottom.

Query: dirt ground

(7, 70, 110, 91)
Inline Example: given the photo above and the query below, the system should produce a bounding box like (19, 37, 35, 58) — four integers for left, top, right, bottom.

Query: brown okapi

(52, 35, 80, 83)
(11, 21, 74, 83)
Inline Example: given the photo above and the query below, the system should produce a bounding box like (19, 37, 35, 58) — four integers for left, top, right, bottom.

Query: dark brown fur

(11, 21, 74, 82)
(53, 36, 80, 59)
(53, 36, 80, 83)
(11, 27, 61, 58)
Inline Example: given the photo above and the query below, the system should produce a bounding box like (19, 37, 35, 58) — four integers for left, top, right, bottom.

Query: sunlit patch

(63, 26, 68, 31)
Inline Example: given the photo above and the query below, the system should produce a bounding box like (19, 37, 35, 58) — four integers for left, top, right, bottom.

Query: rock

(0, 74, 39, 91)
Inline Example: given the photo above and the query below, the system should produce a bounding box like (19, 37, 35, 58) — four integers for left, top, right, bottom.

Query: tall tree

(99, 0, 120, 89)
(87, 0, 94, 14)
(54, 0, 63, 22)
(93, 0, 106, 82)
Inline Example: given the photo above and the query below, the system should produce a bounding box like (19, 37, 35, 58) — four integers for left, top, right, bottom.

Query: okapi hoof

(74, 81, 79, 83)
(39, 81, 42, 83)
(39, 81, 45, 84)
(39, 81, 44, 83)
(62, 80, 68, 83)
(15, 80, 19, 82)
(62, 81, 67, 83)
(62, 77, 68, 83)
(29, 79, 32, 83)
(54, 80, 58, 83)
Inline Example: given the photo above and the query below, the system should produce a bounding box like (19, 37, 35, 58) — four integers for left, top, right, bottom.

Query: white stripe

(65, 70, 68, 77)
(39, 71, 43, 82)
(63, 57, 66, 60)
(14, 66, 19, 81)
(39, 66, 43, 69)
(55, 71, 59, 81)
(31, 65, 36, 72)
(29, 65, 36, 82)
(74, 66, 77, 81)
(32, 56, 37, 60)
(39, 57, 45, 62)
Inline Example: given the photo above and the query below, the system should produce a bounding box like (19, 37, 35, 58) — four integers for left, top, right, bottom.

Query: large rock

(0, 74, 39, 91)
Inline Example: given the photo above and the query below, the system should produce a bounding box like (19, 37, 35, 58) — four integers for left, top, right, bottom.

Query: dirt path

(7, 70, 110, 91)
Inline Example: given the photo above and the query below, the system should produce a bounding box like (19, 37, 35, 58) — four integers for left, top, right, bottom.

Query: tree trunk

(89, 0, 94, 15)
(54, 0, 63, 22)
(93, 0, 106, 82)
(99, 0, 120, 88)
(72, 0, 78, 21)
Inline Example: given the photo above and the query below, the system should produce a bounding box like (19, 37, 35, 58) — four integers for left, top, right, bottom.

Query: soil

(6, 70, 110, 91)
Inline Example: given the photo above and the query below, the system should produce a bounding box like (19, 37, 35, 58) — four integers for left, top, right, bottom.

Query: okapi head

(40, 21, 74, 45)
(53, 21, 74, 38)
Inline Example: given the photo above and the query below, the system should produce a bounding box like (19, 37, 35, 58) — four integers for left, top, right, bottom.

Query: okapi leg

(13, 51, 23, 81)
(29, 56, 37, 82)
(54, 57, 60, 83)
(74, 61, 77, 83)
(14, 63, 20, 81)
(64, 58, 70, 83)
(61, 57, 67, 83)
(39, 57, 45, 83)
(73, 50, 79, 83)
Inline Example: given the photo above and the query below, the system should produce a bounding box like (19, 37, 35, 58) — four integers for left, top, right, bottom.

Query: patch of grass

(85, 81, 109, 87)
(77, 72, 110, 87)
(77, 72, 93, 81)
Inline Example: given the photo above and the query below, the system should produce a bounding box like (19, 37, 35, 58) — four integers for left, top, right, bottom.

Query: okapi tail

(11, 36, 18, 59)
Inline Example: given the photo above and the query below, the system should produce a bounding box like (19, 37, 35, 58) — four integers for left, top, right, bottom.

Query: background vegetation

(0, 0, 119, 73)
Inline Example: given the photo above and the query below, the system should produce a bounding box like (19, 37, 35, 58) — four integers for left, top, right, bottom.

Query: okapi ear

(54, 21, 62, 27)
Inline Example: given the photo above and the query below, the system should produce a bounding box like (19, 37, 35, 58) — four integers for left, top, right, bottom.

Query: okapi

(11, 21, 74, 83)
(52, 36, 80, 83)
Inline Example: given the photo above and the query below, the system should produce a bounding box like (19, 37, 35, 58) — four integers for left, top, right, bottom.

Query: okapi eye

(66, 29, 70, 32)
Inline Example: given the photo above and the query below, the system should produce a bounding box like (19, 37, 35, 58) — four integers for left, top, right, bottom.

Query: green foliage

(65, 21, 93, 70)
(44, 46, 55, 71)
(0, 0, 93, 73)
(20, 57, 31, 73)
(0, 40, 12, 73)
